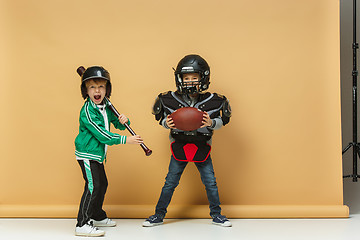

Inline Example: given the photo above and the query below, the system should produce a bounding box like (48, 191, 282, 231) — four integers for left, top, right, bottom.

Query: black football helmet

(174, 54, 210, 94)
(80, 66, 112, 99)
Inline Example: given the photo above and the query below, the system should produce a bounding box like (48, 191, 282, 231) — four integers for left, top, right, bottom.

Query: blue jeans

(155, 155, 222, 217)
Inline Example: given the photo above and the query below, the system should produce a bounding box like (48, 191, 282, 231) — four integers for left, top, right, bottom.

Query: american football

(170, 107, 204, 131)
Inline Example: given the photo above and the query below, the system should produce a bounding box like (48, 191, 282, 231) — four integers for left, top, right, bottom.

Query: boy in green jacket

(74, 66, 143, 237)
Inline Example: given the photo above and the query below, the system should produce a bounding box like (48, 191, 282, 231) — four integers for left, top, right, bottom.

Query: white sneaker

(91, 218, 117, 227)
(75, 223, 105, 237)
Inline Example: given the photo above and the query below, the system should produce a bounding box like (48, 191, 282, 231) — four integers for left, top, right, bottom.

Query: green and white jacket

(75, 98, 128, 163)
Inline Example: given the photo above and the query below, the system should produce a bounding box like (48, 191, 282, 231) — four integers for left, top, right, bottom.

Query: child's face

(182, 73, 200, 92)
(86, 79, 107, 105)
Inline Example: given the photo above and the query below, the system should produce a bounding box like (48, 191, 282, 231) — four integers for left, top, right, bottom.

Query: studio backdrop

(0, 0, 348, 218)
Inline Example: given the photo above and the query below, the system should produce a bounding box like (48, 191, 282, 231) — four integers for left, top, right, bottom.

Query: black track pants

(76, 160, 108, 227)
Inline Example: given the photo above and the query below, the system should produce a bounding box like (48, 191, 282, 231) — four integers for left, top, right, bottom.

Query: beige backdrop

(0, 0, 348, 218)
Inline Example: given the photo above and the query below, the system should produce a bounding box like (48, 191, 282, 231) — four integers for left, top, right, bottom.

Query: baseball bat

(77, 66, 152, 156)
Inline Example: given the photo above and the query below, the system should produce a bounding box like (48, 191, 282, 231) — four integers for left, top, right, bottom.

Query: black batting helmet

(80, 66, 112, 99)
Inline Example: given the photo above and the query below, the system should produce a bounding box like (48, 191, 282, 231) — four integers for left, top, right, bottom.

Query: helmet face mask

(177, 72, 201, 94)
(174, 55, 210, 94)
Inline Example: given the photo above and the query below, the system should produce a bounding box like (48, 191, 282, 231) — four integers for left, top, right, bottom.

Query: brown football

(170, 107, 204, 131)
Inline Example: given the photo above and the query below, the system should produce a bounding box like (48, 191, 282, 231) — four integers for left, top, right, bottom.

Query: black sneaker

(212, 214, 232, 227)
(142, 214, 164, 227)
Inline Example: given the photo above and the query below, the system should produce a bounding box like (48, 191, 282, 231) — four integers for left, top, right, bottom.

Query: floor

(1, 215, 359, 240)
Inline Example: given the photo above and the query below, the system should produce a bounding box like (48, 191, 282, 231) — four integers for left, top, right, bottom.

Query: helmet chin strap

(184, 86, 198, 94)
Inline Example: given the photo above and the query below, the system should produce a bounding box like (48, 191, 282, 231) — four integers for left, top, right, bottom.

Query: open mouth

(94, 95, 101, 100)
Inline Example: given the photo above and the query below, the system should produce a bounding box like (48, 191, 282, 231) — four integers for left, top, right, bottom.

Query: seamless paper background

(0, 0, 347, 218)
